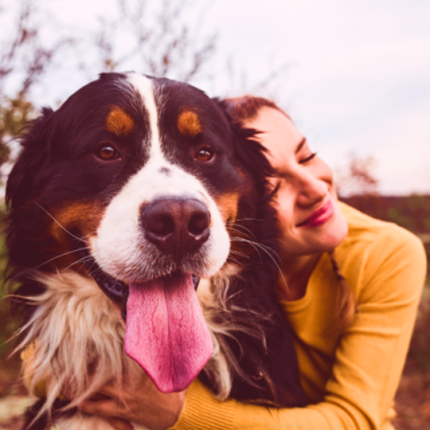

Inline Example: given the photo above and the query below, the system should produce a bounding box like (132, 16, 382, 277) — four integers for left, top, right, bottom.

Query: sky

(205, 0, 430, 195)
(3, 0, 430, 195)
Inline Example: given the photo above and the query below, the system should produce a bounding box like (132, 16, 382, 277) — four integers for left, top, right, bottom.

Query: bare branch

(0, 0, 73, 172)
(90, 0, 218, 83)
(335, 153, 379, 197)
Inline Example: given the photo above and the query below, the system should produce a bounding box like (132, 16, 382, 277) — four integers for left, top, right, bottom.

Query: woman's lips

(296, 199, 335, 227)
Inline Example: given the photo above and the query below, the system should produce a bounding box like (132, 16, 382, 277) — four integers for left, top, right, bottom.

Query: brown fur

(177, 110, 202, 138)
(51, 202, 104, 242)
(105, 106, 134, 137)
(216, 192, 240, 224)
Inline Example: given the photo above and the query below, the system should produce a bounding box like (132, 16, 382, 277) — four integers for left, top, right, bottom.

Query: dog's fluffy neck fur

(19, 271, 127, 411)
(19, 270, 235, 418)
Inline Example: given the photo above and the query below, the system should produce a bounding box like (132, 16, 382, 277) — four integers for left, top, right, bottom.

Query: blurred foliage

(0, 207, 24, 360)
(0, 0, 71, 183)
(342, 195, 430, 278)
(91, 0, 216, 82)
(336, 154, 379, 197)
(0, 208, 14, 358)
(341, 194, 430, 234)
(0, 96, 35, 166)
(408, 288, 430, 373)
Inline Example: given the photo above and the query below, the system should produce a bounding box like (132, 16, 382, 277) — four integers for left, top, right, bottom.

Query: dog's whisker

(63, 255, 93, 271)
(34, 202, 86, 244)
(34, 247, 89, 270)
(229, 250, 250, 260)
(219, 266, 233, 284)
(231, 218, 264, 223)
(226, 226, 255, 241)
(226, 255, 243, 266)
(227, 222, 258, 240)
(230, 237, 263, 263)
(232, 237, 287, 291)
(234, 236, 280, 260)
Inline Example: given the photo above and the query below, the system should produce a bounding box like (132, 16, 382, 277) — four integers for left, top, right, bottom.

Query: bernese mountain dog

(5, 72, 306, 429)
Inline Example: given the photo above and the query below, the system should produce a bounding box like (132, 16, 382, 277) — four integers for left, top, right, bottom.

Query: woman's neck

(277, 253, 321, 301)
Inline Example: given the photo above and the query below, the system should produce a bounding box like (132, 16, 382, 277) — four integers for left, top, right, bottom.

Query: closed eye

(299, 152, 317, 164)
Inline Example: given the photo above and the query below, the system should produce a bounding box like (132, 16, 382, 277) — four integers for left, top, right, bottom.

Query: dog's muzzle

(141, 197, 211, 256)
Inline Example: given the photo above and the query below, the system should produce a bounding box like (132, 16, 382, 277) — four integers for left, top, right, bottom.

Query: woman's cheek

(274, 188, 295, 232)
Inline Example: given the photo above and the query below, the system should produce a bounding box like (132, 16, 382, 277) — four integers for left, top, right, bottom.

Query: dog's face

(32, 74, 246, 277)
(7, 72, 271, 393)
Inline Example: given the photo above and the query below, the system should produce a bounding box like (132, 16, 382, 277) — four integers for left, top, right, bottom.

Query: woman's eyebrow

(295, 137, 307, 154)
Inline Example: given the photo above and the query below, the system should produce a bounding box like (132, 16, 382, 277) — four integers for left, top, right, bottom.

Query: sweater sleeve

(170, 229, 426, 430)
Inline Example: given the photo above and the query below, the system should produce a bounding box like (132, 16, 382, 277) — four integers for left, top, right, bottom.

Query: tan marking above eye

(106, 106, 134, 137)
(177, 110, 202, 138)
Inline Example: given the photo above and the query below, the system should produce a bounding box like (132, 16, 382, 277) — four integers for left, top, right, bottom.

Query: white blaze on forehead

(127, 73, 165, 162)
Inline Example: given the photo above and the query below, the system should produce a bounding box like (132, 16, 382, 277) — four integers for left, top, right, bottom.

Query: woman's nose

(295, 171, 328, 207)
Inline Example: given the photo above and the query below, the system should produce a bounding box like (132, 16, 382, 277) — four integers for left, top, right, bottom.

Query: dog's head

(6, 72, 273, 393)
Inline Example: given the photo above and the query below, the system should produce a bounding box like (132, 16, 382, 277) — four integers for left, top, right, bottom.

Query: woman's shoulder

(336, 202, 426, 299)
(338, 201, 423, 253)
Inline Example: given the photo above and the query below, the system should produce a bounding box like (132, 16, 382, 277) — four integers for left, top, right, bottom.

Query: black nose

(141, 198, 211, 255)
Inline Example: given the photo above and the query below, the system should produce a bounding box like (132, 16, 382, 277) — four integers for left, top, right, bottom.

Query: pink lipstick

(297, 199, 335, 228)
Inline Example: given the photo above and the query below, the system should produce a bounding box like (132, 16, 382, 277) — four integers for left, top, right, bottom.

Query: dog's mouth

(125, 272, 213, 393)
(80, 247, 212, 393)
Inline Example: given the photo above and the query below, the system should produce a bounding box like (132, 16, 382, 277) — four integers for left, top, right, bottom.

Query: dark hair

(222, 95, 356, 332)
(221, 96, 284, 122)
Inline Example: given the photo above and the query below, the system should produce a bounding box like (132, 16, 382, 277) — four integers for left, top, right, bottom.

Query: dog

(5, 73, 306, 429)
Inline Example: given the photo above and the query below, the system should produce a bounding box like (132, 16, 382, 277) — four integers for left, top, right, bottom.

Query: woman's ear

(6, 107, 55, 209)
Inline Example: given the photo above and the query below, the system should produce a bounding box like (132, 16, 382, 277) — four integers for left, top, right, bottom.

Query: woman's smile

(296, 198, 335, 228)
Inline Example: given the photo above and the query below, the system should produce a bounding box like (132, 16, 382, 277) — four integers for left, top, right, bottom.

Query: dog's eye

(96, 145, 120, 161)
(195, 148, 213, 162)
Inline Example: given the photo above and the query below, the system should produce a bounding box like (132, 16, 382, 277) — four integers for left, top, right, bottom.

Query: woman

(79, 97, 426, 430)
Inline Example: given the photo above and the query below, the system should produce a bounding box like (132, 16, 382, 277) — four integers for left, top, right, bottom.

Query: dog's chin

(95, 256, 216, 286)
(127, 270, 202, 294)
(84, 245, 222, 318)
(92, 243, 227, 286)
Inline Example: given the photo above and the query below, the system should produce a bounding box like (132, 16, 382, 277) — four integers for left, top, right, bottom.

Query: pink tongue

(124, 273, 213, 393)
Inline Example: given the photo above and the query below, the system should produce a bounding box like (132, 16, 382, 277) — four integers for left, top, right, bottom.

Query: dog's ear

(6, 107, 55, 209)
(212, 98, 274, 185)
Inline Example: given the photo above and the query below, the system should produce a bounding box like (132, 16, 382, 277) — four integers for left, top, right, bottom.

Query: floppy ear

(6, 107, 55, 209)
(212, 98, 274, 187)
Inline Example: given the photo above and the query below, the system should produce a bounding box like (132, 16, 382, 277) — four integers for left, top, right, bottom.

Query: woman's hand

(77, 370, 186, 430)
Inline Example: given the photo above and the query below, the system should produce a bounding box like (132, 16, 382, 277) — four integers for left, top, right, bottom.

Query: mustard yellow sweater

(171, 203, 427, 430)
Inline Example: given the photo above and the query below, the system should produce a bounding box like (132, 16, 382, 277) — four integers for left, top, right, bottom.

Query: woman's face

(244, 107, 348, 258)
